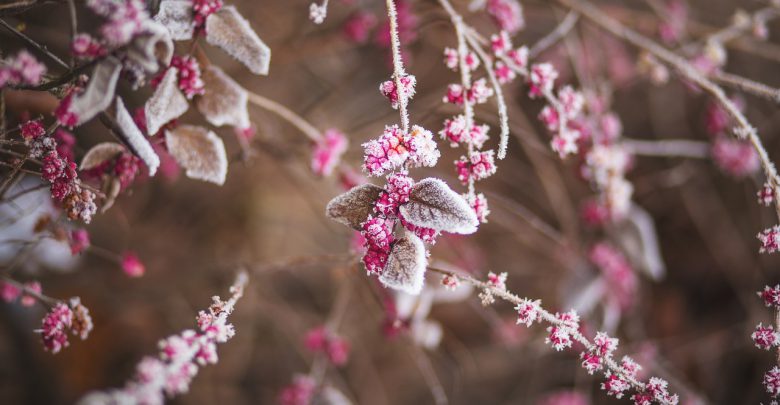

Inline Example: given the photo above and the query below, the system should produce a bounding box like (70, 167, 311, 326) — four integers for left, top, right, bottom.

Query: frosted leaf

(154, 0, 195, 41)
(115, 98, 160, 176)
(399, 178, 479, 234)
(126, 21, 174, 75)
(379, 234, 427, 295)
(145, 67, 189, 135)
(196, 65, 250, 129)
(410, 319, 443, 349)
(69, 57, 122, 125)
(79, 142, 126, 171)
(616, 203, 666, 280)
(205, 6, 271, 75)
(165, 125, 228, 185)
(325, 183, 383, 230)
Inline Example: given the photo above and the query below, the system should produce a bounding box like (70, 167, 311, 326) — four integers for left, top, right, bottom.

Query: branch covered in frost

(427, 267, 679, 405)
(78, 271, 248, 405)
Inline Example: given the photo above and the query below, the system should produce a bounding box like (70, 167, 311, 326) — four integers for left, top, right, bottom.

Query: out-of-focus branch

(710, 70, 780, 103)
(530, 11, 580, 57)
(622, 139, 710, 159)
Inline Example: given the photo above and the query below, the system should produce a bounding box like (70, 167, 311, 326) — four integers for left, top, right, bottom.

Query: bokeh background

(2, 0, 780, 404)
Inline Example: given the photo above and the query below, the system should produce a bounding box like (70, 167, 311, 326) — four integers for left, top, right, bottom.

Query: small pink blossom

(758, 183, 775, 207)
(507, 46, 529, 68)
(528, 63, 558, 98)
(545, 311, 579, 351)
(442, 274, 460, 290)
(71, 34, 105, 59)
(491, 31, 512, 56)
(765, 366, 780, 397)
(486, 0, 525, 34)
(1, 282, 20, 303)
(21, 282, 41, 307)
(444, 83, 466, 105)
(20, 120, 46, 140)
(514, 299, 540, 327)
(39, 303, 73, 354)
(487, 271, 507, 290)
(580, 199, 610, 228)
(758, 226, 780, 254)
(752, 323, 780, 350)
(193, 0, 223, 31)
(279, 375, 316, 405)
(69, 229, 91, 255)
(455, 151, 497, 185)
(311, 129, 348, 177)
(439, 116, 489, 148)
(170, 56, 205, 99)
(467, 193, 490, 223)
(469, 78, 494, 104)
(602, 371, 630, 399)
(759, 285, 780, 308)
(379, 74, 416, 109)
(0, 51, 47, 87)
(712, 136, 759, 178)
(558, 86, 584, 119)
(343, 11, 377, 43)
(494, 61, 516, 84)
(121, 251, 146, 277)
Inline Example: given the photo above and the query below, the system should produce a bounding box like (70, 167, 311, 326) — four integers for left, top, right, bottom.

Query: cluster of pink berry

(303, 326, 351, 366)
(0, 50, 46, 88)
(38, 298, 93, 354)
(311, 129, 348, 177)
(82, 274, 245, 403)
(754, 285, 780, 398)
(152, 55, 206, 99)
(21, 120, 97, 223)
(86, 0, 150, 47)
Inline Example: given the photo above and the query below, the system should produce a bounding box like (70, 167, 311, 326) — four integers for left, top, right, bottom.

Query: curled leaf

(379, 234, 427, 295)
(154, 0, 195, 41)
(126, 21, 174, 75)
(399, 178, 478, 234)
(100, 176, 122, 214)
(69, 57, 122, 126)
(79, 142, 126, 171)
(164, 125, 228, 185)
(145, 67, 189, 135)
(115, 98, 160, 176)
(614, 203, 666, 280)
(205, 6, 271, 75)
(196, 65, 250, 129)
(325, 183, 383, 230)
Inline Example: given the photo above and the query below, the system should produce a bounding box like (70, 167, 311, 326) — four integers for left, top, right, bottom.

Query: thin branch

(0, 17, 69, 70)
(530, 11, 580, 57)
(385, 0, 411, 133)
(246, 91, 322, 142)
(710, 69, 780, 103)
(622, 138, 711, 159)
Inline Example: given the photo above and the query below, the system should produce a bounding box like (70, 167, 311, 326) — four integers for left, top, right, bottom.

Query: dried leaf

(126, 21, 174, 75)
(69, 57, 122, 126)
(145, 67, 189, 135)
(165, 125, 228, 185)
(196, 65, 250, 129)
(205, 6, 271, 75)
(325, 183, 383, 230)
(115, 98, 160, 176)
(79, 142, 126, 171)
(399, 178, 478, 234)
(379, 234, 427, 295)
(154, 0, 195, 41)
(100, 177, 121, 214)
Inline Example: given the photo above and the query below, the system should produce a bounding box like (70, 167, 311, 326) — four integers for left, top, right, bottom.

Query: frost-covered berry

(545, 311, 579, 351)
(765, 366, 780, 397)
(121, 251, 145, 277)
(752, 323, 780, 350)
(71, 34, 105, 59)
(507, 46, 528, 69)
(514, 299, 540, 327)
(193, 0, 223, 30)
(69, 229, 91, 255)
(758, 226, 780, 254)
(38, 303, 73, 354)
(601, 372, 630, 399)
(491, 31, 512, 56)
(42, 152, 66, 182)
(444, 83, 466, 105)
(494, 61, 516, 84)
(528, 63, 558, 98)
(363, 244, 390, 275)
(343, 11, 377, 43)
(170, 56, 205, 99)
(379, 75, 416, 109)
(363, 125, 409, 176)
(439, 116, 490, 148)
(362, 216, 394, 250)
(455, 151, 497, 184)
(712, 136, 760, 178)
(399, 214, 439, 244)
(644, 377, 678, 404)
(467, 193, 490, 223)
(311, 129, 348, 177)
(487, 272, 507, 290)
(442, 274, 460, 290)
(558, 86, 584, 119)
(759, 183, 775, 207)
(21, 281, 41, 307)
(1, 282, 20, 303)
(406, 125, 440, 168)
(539, 106, 560, 132)
(20, 120, 46, 140)
(487, 0, 525, 34)
(759, 285, 780, 308)
(443, 48, 479, 71)
(469, 79, 494, 104)
(279, 375, 316, 405)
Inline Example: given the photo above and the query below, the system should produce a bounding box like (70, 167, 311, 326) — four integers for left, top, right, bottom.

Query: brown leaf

(205, 6, 271, 75)
(115, 98, 160, 176)
(165, 125, 228, 185)
(100, 176, 122, 214)
(196, 65, 250, 129)
(379, 234, 427, 295)
(154, 0, 195, 41)
(69, 57, 122, 126)
(126, 21, 174, 75)
(325, 183, 383, 230)
(399, 178, 478, 234)
(79, 142, 126, 171)
(145, 67, 189, 135)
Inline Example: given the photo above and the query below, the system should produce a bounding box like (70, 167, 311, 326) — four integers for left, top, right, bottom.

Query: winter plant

(2, 0, 780, 403)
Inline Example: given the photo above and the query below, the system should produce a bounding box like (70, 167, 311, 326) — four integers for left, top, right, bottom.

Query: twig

(0, 273, 60, 307)
(0, 17, 69, 70)
(246, 91, 322, 142)
(530, 11, 580, 57)
(710, 69, 780, 103)
(385, 0, 411, 133)
(622, 138, 710, 159)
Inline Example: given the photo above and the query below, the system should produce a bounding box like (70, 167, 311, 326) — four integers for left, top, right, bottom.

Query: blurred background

(2, 0, 780, 403)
